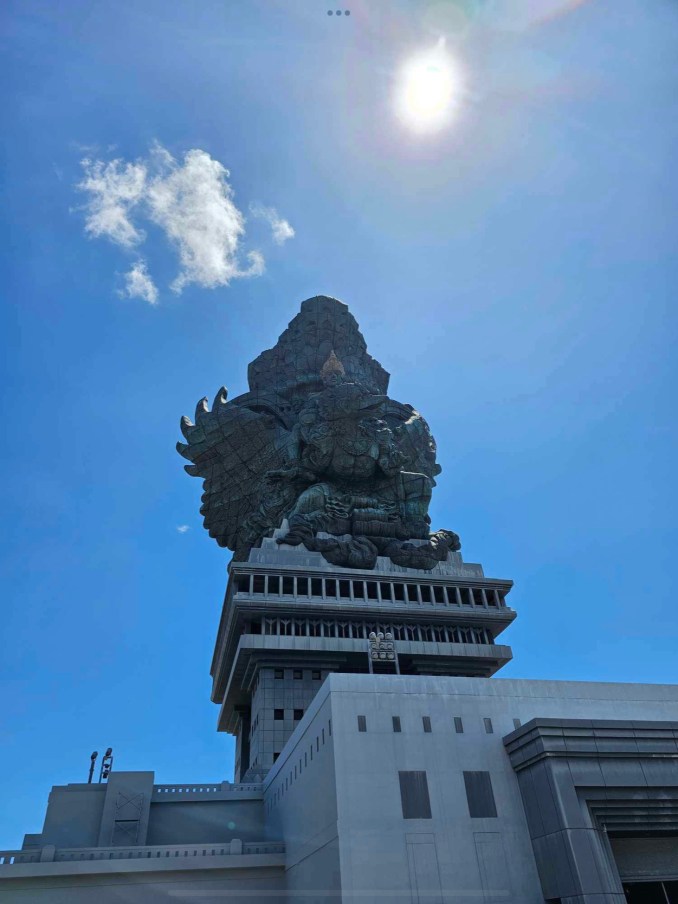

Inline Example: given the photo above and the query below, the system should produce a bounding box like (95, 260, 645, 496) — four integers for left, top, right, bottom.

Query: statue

(177, 296, 460, 570)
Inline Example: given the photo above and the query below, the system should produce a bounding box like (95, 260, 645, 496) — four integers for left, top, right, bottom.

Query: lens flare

(396, 42, 461, 133)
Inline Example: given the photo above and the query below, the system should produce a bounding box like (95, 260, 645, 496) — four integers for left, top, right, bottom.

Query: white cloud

(250, 203, 295, 245)
(78, 157, 146, 248)
(176, 524, 190, 534)
(121, 259, 158, 305)
(75, 144, 293, 302)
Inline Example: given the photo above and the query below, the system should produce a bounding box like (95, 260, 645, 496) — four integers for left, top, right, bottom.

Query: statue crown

(321, 350, 345, 378)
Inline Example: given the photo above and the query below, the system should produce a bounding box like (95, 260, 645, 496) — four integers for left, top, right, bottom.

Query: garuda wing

(176, 388, 290, 554)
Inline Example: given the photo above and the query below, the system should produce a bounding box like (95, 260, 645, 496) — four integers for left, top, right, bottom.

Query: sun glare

(396, 43, 461, 134)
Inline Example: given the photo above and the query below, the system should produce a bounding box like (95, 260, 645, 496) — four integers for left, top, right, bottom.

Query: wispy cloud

(121, 259, 158, 305)
(75, 144, 293, 303)
(176, 524, 190, 534)
(250, 203, 295, 245)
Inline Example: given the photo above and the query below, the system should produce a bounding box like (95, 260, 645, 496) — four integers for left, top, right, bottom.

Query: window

(357, 715, 367, 732)
(294, 709, 303, 720)
(274, 709, 284, 720)
(272, 752, 280, 763)
(293, 669, 302, 680)
(252, 575, 265, 594)
(484, 718, 494, 734)
(513, 718, 521, 729)
(268, 575, 280, 594)
(282, 575, 294, 595)
(312, 670, 321, 680)
(454, 717, 463, 733)
(392, 716, 401, 733)
(274, 668, 284, 680)
(422, 716, 432, 733)
(399, 771, 432, 819)
(463, 771, 497, 818)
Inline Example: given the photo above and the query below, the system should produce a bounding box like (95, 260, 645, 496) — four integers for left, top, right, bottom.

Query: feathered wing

(177, 388, 290, 552)
(383, 400, 442, 483)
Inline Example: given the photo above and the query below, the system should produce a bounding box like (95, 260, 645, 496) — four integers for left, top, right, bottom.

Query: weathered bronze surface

(177, 296, 459, 569)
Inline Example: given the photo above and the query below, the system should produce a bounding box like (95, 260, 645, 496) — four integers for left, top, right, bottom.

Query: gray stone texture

(177, 296, 462, 569)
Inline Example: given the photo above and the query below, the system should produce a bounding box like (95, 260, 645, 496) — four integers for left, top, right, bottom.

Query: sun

(396, 42, 461, 134)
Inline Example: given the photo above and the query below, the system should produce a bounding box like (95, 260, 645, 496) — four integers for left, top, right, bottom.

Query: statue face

(322, 371, 344, 387)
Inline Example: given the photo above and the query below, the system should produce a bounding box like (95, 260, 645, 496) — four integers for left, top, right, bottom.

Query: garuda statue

(177, 296, 460, 571)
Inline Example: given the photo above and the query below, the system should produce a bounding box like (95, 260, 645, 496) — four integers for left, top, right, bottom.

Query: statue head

(321, 350, 346, 387)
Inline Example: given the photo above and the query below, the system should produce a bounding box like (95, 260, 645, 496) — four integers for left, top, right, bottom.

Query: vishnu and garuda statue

(177, 296, 460, 571)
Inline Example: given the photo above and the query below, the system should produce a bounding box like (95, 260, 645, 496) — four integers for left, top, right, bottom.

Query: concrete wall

(146, 800, 265, 845)
(264, 687, 341, 902)
(318, 673, 678, 903)
(0, 867, 286, 904)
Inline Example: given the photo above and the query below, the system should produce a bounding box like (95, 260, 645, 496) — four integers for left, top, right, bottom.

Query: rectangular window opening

(357, 715, 367, 732)
(454, 716, 463, 733)
(274, 709, 284, 720)
(484, 718, 494, 734)
(393, 583, 405, 602)
(463, 771, 497, 818)
(399, 771, 432, 819)
(392, 716, 401, 733)
(366, 581, 379, 600)
(380, 582, 393, 601)
(293, 709, 303, 721)
(293, 669, 302, 680)
(274, 668, 284, 680)
(422, 716, 432, 733)
(252, 575, 265, 594)
(311, 578, 323, 596)
(339, 579, 351, 598)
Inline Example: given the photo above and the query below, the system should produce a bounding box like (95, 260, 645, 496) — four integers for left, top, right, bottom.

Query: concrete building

(2, 297, 677, 902)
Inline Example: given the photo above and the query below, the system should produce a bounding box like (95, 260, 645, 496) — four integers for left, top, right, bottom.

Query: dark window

(399, 771, 432, 819)
(484, 718, 494, 734)
(513, 718, 521, 729)
(325, 578, 337, 597)
(407, 584, 419, 602)
(380, 582, 393, 601)
(274, 669, 284, 680)
(352, 581, 365, 600)
(311, 578, 322, 596)
(422, 716, 432, 733)
(454, 717, 463, 733)
(357, 715, 367, 732)
(392, 716, 401, 732)
(433, 585, 445, 604)
(252, 575, 265, 594)
(293, 669, 302, 680)
(420, 585, 432, 603)
(236, 574, 250, 593)
(463, 771, 497, 818)
(297, 577, 309, 596)
(293, 709, 303, 720)
(312, 669, 321, 680)
(268, 575, 280, 594)
(274, 709, 284, 720)
(328, 719, 332, 735)
(366, 581, 378, 600)
(393, 583, 405, 601)
(282, 575, 294, 595)
(339, 579, 351, 598)
(272, 752, 280, 762)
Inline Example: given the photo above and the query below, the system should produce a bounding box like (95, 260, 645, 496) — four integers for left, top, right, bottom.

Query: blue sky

(1, 0, 677, 848)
